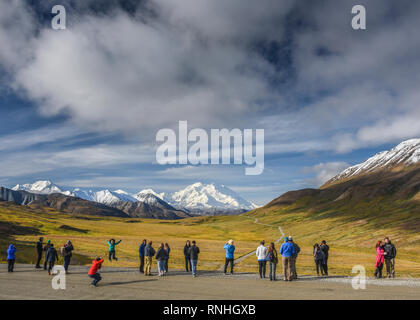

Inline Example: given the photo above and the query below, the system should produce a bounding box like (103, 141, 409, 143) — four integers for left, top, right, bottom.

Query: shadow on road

(101, 279, 158, 286)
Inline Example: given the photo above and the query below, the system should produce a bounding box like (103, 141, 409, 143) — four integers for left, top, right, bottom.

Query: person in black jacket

(155, 243, 169, 276)
(164, 243, 170, 273)
(313, 243, 325, 276)
(35, 237, 43, 269)
(45, 244, 59, 275)
(144, 241, 156, 276)
(184, 240, 192, 272)
(289, 236, 300, 279)
(383, 237, 397, 278)
(62, 240, 74, 273)
(188, 241, 200, 277)
(320, 240, 329, 276)
(43, 240, 51, 270)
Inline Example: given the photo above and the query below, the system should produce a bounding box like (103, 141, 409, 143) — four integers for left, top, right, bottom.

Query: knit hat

(288, 236, 293, 241)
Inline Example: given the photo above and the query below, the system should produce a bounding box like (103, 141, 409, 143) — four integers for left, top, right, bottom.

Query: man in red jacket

(88, 257, 104, 287)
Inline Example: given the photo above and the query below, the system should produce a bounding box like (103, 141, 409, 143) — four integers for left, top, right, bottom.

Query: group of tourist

(3, 235, 398, 287)
(138, 240, 200, 279)
(33, 237, 74, 275)
(225, 236, 300, 281)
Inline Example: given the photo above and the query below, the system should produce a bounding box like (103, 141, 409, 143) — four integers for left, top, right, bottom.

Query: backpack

(60, 246, 69, 257)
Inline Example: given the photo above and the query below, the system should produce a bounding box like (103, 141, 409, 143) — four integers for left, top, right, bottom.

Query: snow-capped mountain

(327, 139, 420, 184)
(11, 182, 137, 206)
(165, 182, 257, 212)
(133, 189, 166, 205)
(12, 180, 69, 195)
(11, 181, 257, 215)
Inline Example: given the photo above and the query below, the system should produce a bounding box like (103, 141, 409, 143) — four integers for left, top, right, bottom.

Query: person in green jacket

(107, 238, 122, 261)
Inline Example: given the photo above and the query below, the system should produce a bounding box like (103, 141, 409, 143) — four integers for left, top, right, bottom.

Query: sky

(1, 0, 420, 205)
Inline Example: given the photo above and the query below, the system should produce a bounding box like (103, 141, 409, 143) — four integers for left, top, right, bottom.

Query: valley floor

(1, 264, 420, 300)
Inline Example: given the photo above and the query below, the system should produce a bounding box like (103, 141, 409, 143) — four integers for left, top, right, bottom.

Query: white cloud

(304, 162, 350, 186)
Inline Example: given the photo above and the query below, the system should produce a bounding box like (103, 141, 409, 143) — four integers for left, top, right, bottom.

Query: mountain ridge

(324, 139, 420, 187)
(10, 181, 255, 215)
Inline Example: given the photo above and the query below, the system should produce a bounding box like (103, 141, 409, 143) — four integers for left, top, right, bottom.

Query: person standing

(313, 243, 325, 276)
(280, 237, 295, 281)
(374, 241, 385, 279)
(61, 240, 74, 273)
(88, 257, 104, 287)
(267, 242, 278, 281)
(43, 240, 51, 270)
(320, 240, 329, 276)
(164, 243, 170, 273)
(107, 239, 122, 262)
(383, 237, 397, 278)
(7, 244, 17, 272)
(155, 243, 168, 276)
(184, 240, 192, 272)
(256, 240, 268, 279)
(189, 240, 200, 277)
(223, 240, 235, 275)
(45, 243, 59, 275)
(139, 239, 147, 273)
(35, 237, 43, 269)
(289, 236, 300, 280)
(144, 241, 155, 276)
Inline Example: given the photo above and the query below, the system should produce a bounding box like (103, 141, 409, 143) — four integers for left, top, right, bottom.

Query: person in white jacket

(256, 241, 268, 278)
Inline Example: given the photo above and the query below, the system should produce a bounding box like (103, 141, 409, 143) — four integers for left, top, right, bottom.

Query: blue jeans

(89, 273, 102, 286)
(185, 256, 191, 271)
(191, 259, 198, 275)
(157, 260, 165, 273)
(64, 255, 71, 271)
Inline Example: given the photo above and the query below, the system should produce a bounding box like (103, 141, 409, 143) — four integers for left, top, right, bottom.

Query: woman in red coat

(374, 241, 385, 279)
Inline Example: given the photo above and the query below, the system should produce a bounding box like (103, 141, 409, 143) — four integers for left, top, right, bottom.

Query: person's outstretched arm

(107, 240, 111, 245)
(116, 240, 122, 245)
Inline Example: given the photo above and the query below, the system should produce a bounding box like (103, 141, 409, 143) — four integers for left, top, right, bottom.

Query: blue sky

(1, 0, 420, 205)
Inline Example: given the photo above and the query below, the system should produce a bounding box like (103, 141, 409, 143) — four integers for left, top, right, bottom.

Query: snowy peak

(133, 189, 165, 201)
(327, 139, 420, 184)
(91, 189, 136, 206)
(168, 182, 256, 211)
(11, 182, 137, 206)
(12, 180, 64, 194)
(133, 190, 162, 206)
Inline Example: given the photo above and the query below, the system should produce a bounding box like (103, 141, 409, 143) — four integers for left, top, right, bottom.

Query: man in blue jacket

(7, 244, 17, 272)
(139, 239, 147, 273)
(223, 240, 235, 275)
(280, 237, 295, 281)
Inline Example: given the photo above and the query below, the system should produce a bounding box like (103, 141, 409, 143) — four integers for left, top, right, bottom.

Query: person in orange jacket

(88, 257, 104, 287)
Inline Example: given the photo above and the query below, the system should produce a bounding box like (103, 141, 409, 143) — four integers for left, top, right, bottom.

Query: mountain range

(5, 181, 256, 218)
(5, 139, 419, 220)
